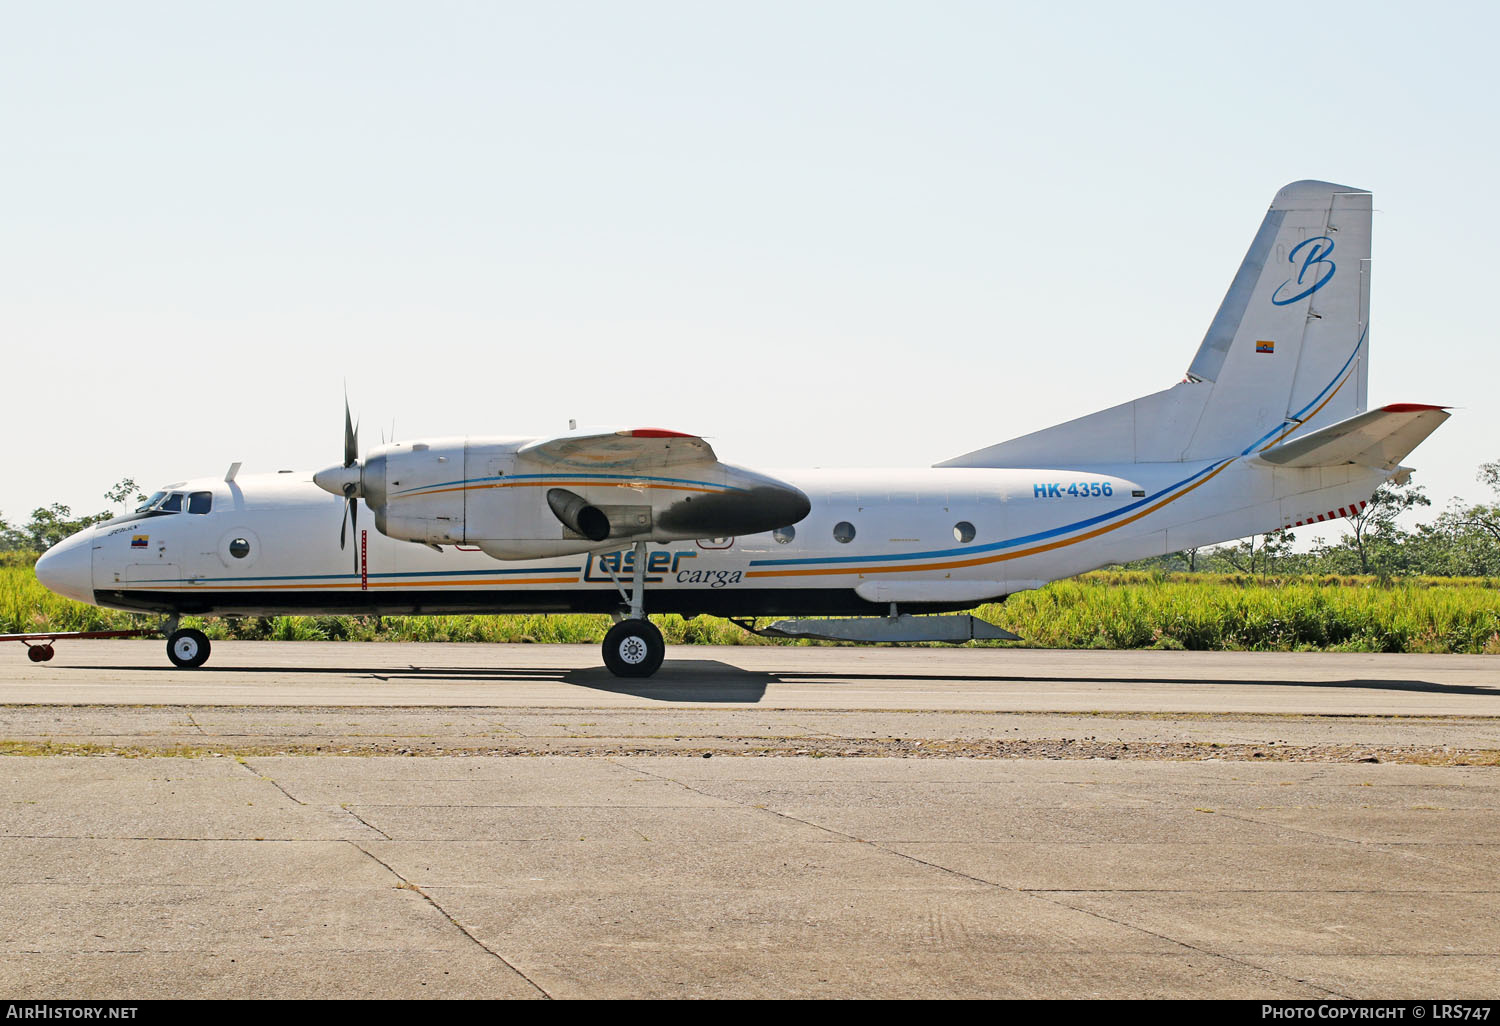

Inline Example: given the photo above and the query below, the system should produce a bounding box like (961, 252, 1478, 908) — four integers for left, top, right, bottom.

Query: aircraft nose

(34, 529, 94, 604)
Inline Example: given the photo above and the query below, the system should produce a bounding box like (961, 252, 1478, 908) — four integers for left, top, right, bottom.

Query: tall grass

(979, 575, 1500, 654)
(3, 563, 1497, 653)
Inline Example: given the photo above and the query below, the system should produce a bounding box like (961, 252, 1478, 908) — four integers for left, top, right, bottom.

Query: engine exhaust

(546, 488, 610, 541)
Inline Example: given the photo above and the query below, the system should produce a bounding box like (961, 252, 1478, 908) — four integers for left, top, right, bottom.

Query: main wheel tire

(166, 628, 211, 669)
(601, 618, 665, 678)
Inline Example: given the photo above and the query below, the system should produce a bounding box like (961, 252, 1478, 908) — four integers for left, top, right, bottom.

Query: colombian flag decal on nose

(1255, 340, 1275, 354)
(131, 535, 149, 548)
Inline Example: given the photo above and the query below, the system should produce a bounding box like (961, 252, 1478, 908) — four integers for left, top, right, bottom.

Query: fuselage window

(158, 493, 184, 513)
(229, 538, 251, 559)
(833, 521, 856, 544)
(188, 492, 213, 515)
(954, 521, 976, 543)
(773, 526, 796, 544)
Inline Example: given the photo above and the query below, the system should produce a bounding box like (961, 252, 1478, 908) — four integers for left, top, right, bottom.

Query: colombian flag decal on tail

(1256, 340, 1275, 354)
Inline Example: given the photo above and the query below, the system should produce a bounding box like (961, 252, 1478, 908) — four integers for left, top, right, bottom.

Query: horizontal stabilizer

(1255, 404, 1449, 470)
(519, 428, 715, 469)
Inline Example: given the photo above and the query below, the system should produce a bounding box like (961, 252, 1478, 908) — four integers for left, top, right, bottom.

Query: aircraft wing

(517, 428, 717, 469)
(1256, 404, 1450, 471)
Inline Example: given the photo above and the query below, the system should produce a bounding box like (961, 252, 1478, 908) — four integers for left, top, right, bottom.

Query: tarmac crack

(1201, 806, 1496, 887)
(611, 759, 1352, 1000)
(336, 805, 393, 840)
(344, 840, 552, 999)
(235, 758, 306, 806)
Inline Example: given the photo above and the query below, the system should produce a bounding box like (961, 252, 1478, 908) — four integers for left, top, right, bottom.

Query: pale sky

(5, 1, 1497, 545)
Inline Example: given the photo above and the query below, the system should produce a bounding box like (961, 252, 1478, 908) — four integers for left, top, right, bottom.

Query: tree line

(0, 479, 146, 553)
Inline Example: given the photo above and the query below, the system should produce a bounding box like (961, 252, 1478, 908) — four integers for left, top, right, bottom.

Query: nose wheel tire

(166, 628, 211, 669)
(602, 619, 665, 678)
(26, 644, 54, 663)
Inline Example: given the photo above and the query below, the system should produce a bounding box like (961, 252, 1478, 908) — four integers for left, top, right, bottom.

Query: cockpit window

(105, 488, 198, 528)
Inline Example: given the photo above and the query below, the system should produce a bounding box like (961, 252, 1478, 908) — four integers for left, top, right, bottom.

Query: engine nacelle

(359, 439, 470, 545)
(317, 435, 809, 559)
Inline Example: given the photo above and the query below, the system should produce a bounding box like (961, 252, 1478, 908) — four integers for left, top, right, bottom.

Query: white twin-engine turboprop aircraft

(26, 180, 1448, 676)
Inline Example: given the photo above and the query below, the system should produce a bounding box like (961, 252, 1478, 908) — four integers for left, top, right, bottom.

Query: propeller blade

(340, 393, 363, 569)
(344, 397, 358, 468)
(341, 482, 360, 571)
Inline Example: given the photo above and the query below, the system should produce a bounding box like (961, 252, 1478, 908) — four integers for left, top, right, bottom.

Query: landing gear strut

(601, 540, 665, 678)
(166, 628, 211, 669)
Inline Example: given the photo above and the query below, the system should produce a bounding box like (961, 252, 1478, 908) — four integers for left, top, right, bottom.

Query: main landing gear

(601, 540, 665, 678)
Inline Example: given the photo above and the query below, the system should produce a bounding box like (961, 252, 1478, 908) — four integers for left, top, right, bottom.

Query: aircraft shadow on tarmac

(779, 670, 1498, 697)
(86, 661, 1496, 701)
(561, 661, 774, 703)
(91, 660, 775, 703)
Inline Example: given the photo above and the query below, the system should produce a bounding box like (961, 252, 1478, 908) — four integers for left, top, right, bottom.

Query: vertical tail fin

(1183, 179, 1370, 457)
(938, 180, 1371, 468)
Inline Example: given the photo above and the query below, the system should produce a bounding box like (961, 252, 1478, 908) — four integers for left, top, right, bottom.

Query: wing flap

(1256, 404, 1449, 470)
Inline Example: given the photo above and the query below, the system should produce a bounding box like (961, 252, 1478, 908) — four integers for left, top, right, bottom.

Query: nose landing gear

(166, 627, 211, 669)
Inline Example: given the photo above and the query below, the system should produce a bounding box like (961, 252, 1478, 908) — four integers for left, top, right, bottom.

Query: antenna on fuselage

(224, 462, 242, 483)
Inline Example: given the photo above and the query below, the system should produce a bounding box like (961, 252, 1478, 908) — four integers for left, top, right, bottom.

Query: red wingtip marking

(1379, 403, 1448, 413)
(628, 429, 695, 438)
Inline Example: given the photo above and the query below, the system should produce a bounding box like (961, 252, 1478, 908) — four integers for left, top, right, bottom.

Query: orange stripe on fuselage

(746, 459, 1237, 580)
(136, 576, 580, 592)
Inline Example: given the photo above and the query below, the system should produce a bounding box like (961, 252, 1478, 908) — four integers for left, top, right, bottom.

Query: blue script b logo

(1271, 236, 1336, 306)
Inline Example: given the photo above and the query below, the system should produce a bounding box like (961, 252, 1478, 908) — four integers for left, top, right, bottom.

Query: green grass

(977, 574, 1500, 654)
(3, 563, 1498, 654)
